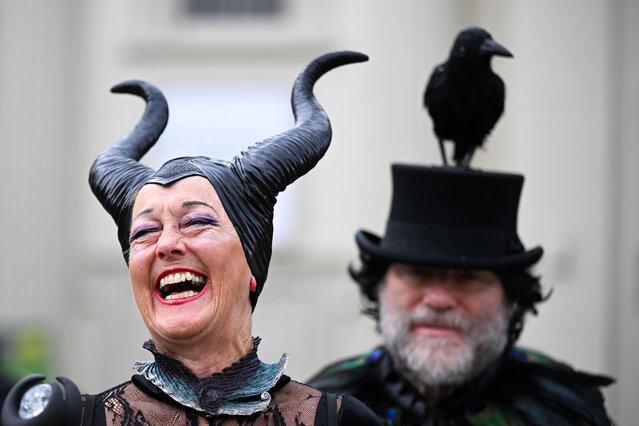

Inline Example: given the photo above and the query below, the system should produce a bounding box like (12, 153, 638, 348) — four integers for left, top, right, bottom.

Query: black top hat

(356, 164, 543, 269)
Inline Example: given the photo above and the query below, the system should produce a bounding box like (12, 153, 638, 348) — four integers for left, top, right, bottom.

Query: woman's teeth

(158, 272, 207, 300)
(165, 290, 198, 300)
(159, 272, 206, 289)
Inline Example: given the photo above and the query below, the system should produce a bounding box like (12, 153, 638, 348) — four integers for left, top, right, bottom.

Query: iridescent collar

(133, 337, 288, 416)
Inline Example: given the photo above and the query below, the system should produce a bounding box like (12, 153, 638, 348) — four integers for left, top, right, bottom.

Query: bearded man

(308, 164, 614, 425)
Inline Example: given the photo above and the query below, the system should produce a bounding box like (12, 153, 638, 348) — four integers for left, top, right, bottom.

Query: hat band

(381, 221, 525, 260)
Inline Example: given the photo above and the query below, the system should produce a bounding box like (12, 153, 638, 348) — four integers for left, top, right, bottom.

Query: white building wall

(0, 1, 635, 422)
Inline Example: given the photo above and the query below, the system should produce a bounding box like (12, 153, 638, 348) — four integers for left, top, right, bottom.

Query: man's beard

(379, 286, 510, 391)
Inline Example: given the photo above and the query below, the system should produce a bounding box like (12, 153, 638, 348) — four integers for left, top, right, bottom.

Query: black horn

(88, 80, 169, 259)
(88, 51, 368, 309)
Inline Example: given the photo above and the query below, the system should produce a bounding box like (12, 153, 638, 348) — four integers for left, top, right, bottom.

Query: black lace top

(77, 339, 382, 426)
(81, 377, 381, 425)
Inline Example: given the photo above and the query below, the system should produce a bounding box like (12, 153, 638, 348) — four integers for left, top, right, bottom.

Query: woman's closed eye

(183, 214, 219, 228)
(129, 225, 159, 242)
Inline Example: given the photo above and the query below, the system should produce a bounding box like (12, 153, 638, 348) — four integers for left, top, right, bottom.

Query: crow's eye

(459, 46, 466, 53)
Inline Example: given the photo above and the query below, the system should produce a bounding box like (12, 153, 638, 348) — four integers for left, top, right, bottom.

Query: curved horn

(87, 51, 368, 307)
(237, 50, 369, 194)
(206, 50, 368, 308)
(88, 80, 169, 258)
(106, 80, 169, 160)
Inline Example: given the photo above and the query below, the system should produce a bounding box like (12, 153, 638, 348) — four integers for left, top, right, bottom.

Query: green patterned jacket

(308, 346, 614, 425)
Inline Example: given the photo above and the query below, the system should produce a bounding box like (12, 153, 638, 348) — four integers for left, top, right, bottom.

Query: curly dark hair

(349, 252, 550, 346)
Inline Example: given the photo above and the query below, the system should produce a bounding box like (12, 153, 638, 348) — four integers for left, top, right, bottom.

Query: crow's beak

(479, 39, 513, 58)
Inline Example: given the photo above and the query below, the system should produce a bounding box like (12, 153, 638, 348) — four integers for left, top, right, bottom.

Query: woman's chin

(150, 294, 214, 341)
(153, 314, 210, 343)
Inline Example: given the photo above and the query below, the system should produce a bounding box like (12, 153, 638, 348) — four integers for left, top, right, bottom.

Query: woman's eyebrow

(183, 200, 217, 212)
(133, 208, 154, 221)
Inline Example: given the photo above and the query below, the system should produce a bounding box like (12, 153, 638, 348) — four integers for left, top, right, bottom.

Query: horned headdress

(89, 50, 368, 309)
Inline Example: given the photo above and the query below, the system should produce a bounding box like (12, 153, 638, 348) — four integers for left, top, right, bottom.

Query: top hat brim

(356, 230, 543, 270)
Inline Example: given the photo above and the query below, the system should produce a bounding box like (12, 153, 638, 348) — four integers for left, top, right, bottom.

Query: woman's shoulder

(273, 379, 321, 397)
(87, 378, 202, 426)
(267, 379, 323, 414)
(271, 379, 382, 426)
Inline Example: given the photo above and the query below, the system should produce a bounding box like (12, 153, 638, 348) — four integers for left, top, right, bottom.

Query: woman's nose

(156, 228, 186, 259)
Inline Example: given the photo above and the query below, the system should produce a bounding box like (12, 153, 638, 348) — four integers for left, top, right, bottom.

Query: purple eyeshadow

(129, 224, 156, 242)
(184, 213, 219, 225)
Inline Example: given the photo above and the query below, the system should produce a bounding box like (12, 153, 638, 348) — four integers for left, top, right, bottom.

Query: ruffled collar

(133, 337, 288, 416)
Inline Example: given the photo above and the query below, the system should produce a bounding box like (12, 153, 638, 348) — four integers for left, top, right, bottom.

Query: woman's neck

(153, 325, 253, 378)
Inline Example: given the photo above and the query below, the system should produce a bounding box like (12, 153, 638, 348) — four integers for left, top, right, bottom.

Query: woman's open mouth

(156, 270, 208, 302)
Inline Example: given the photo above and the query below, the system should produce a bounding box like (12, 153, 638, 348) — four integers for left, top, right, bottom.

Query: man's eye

(457, 271, 478, 280)
(412, 268, 435, 277)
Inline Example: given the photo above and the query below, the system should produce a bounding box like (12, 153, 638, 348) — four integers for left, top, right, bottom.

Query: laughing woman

(1, 51, 380, 425)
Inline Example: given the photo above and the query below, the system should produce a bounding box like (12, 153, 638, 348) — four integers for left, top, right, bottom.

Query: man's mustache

(407, 307, 473, 334)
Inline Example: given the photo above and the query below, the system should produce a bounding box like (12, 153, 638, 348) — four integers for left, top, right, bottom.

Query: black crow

(424, 27, 513, 167)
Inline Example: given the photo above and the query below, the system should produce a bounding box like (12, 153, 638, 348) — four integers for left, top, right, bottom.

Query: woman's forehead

(134, 176, 223, 212)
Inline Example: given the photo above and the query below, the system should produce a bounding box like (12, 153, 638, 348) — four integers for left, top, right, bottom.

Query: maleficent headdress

(89, 50, 368, 309)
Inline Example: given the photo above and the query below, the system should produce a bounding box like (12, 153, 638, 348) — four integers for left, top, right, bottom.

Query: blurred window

(185, 0, 284, 18)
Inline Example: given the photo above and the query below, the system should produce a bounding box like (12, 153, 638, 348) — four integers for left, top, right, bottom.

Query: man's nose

(419, 280, 456, 311)
(156, 228, 186, 260)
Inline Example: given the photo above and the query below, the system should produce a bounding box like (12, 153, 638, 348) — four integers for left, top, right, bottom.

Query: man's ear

(250, 275, 257, 293)
(374, 282, 383, 302)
